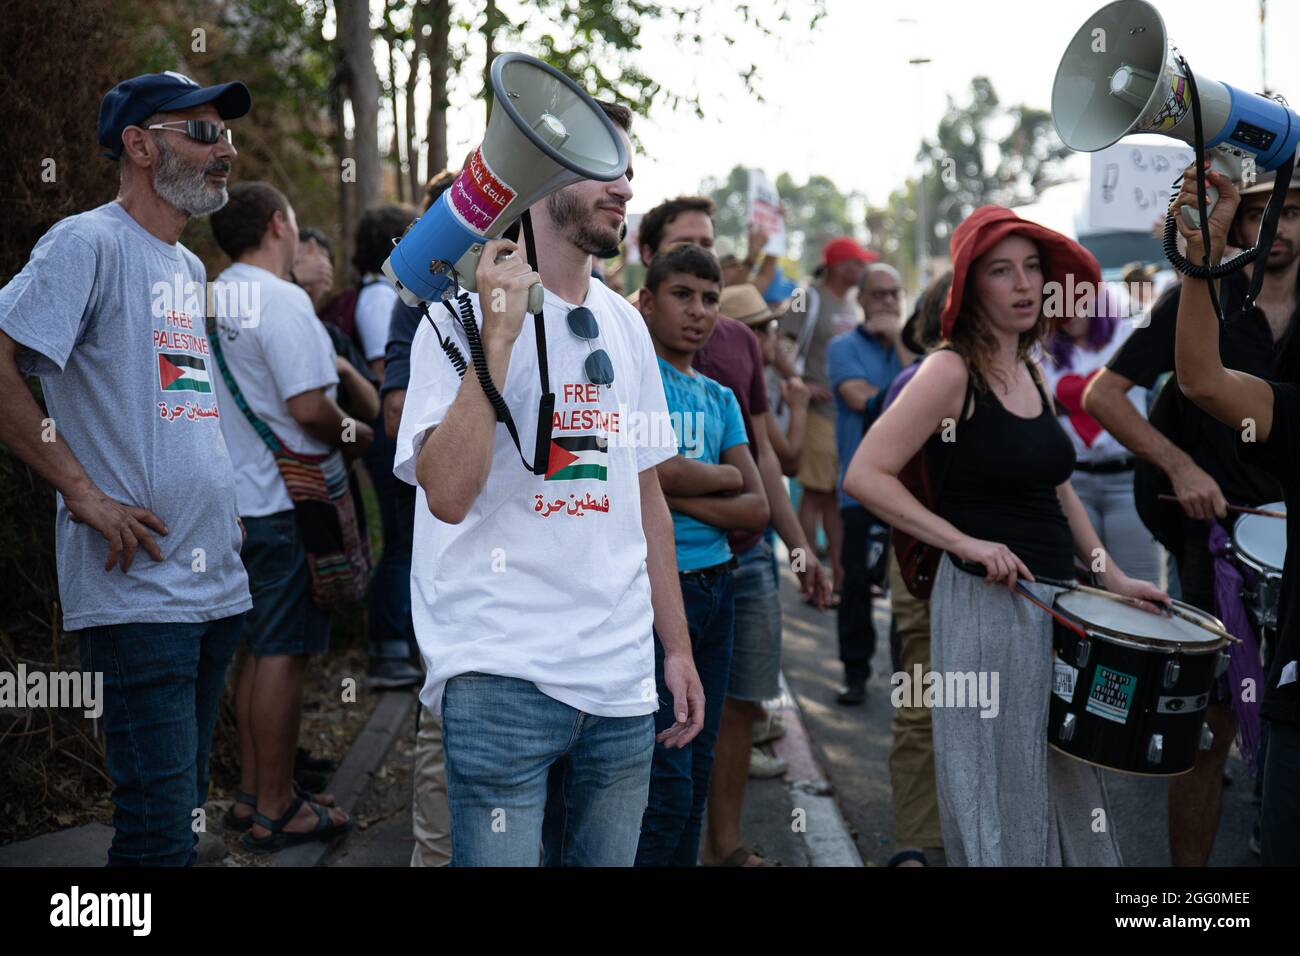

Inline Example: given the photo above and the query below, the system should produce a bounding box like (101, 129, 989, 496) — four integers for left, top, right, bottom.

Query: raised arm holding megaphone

(381, 52, 629, 475)
(1052, 0, 1298, 290)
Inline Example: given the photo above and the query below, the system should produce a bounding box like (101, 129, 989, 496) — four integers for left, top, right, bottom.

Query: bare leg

(702, 697, 764, 865)
(821, 493, 844, 592)
(249, 654, 347, 836)
(1168, 702, 1236, 866)
(235, 652, 258, 800)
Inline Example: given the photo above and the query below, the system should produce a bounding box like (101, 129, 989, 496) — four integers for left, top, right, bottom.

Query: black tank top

(926, 360, 1077, 579)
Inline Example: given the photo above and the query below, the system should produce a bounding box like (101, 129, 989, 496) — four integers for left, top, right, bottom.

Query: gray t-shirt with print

(0, 202, 251, 630)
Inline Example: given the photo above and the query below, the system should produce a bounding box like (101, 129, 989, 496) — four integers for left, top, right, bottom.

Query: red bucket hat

(940, 205, 1100, 339)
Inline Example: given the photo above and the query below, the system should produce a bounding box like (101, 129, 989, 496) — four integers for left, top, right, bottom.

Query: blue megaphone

(382, 52, 628, 308)
(1052, 0, 1300, 224)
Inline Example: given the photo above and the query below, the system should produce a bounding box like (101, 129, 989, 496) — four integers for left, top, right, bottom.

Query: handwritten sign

(1088, 143, 1195, 233)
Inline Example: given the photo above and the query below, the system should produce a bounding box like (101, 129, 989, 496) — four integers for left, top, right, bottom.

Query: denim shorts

(240, 510, 331, 657)
(728, 539, 782, 702)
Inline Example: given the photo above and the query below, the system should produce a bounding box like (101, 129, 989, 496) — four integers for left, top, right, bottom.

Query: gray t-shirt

(0, 202, 251, 630)
(779, 281, 860, 419)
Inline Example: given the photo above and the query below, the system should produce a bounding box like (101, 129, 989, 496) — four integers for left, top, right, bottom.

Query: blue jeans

(364, 428, 419, 662)
(636, 569, 735, 866)
(441, 674, 655, 866)
(78, 615, 244, 866)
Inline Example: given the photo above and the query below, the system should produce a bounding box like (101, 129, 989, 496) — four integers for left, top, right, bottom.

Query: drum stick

(1158, 493, 1285, 519)
(1064, 580, 1241, 644)
(1012, 581, 1090, 639)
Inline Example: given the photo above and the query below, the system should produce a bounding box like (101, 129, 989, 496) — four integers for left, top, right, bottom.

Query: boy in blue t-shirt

(635, 243, 768, 866)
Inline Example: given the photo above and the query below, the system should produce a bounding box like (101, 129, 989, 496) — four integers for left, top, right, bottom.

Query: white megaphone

(382, 52, 628, 310)
(1052, 0, 1300, 226)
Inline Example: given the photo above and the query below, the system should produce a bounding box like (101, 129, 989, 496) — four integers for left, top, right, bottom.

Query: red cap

(822, 236, 878, 267)
(940, 205, 1100, 339)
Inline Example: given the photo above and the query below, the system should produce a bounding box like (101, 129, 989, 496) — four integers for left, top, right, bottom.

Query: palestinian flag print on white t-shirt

(545, 434, 607, 481)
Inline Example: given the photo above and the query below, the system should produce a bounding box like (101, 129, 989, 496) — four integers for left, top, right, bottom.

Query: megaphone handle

(1179, 151, 1240, 229)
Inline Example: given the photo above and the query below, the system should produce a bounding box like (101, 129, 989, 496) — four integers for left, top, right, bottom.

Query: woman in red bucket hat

(844, 205, 1169, 866)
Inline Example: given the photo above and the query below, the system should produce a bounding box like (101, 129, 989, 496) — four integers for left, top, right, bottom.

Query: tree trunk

(384, 27, 404, 203)
(424, 0, 450, 177)
(482, 0, 498, 127)
(405, 12, 422, 201)
(330, 55, 355, 277)
(334, 0, 381, 232)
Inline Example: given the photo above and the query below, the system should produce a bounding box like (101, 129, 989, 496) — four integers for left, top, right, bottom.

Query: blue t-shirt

(656, 357, 749, 571)
(828, 327, 902, 509)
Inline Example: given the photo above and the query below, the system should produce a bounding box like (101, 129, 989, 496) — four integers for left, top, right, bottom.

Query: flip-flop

(240, 796, 351, 855)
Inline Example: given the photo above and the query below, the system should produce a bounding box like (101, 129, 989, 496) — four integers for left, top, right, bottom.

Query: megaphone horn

(1051, 0, 1300, 225)
(382, 52, 629, 309)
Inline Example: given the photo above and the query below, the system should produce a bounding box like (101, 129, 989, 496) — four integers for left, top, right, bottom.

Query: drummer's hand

(1169, 460, 1228, 521)
(952, 536, 1034, 589)
(1100, 567, 1170, 615)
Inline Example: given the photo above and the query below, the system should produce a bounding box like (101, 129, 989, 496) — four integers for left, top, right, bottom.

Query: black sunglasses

(566, 306, 614, 386)
(146, 119, 233, 147)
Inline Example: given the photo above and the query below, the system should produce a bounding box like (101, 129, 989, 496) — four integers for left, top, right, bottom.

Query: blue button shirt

(828, 327, 902, 509)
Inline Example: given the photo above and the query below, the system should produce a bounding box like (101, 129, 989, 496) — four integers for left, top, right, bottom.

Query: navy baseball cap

(98, 71, 251, 160)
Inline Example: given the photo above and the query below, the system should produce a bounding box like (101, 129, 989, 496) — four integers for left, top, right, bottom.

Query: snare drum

(1231, 501, 1286, 632)
(1048, 590, 1229, 776)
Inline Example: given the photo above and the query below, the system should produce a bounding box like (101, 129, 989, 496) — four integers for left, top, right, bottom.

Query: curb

(770, 671, 864, 867)
(274, 687, 417, 868)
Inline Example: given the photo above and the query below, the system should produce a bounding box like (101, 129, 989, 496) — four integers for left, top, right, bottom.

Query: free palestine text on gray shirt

(0, 202, 251, 630)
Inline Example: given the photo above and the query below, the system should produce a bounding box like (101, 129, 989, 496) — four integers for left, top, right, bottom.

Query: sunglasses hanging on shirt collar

(420, 209, 613, 476)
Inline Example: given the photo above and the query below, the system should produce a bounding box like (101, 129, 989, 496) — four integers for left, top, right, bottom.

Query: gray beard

(153, 136, 227, 217)
(546, 190, 619, 256)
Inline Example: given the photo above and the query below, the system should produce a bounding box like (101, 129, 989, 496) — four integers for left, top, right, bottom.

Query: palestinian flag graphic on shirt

(545, 435, 607, 481)
(158, 352, 212, 393)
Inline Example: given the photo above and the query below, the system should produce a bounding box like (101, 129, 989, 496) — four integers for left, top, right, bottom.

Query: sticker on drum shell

(1156, 692, 1209, 714)
(1053, 656, 1078, 702)
(1085, 665, 1138, 724)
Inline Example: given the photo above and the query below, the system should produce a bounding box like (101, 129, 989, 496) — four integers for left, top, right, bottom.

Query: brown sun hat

(719, 284, 775, 326)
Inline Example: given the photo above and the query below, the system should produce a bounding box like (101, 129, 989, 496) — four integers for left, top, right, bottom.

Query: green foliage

(703, 164, 864, 277)
(869, 76, 1076, 289)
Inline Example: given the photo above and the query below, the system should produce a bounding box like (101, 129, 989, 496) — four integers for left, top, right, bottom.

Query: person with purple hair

(1041, 282, 1162, 585)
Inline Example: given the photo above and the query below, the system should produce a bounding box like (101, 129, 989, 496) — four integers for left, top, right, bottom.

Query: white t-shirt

(355, 274, 400, 362)
(394, 277, 678, 717)
(211, 262, 339, 517)
(1043, 320, 1148, 465)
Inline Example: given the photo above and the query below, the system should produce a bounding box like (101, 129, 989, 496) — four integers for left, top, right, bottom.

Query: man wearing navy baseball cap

(0, 71, 253, 866)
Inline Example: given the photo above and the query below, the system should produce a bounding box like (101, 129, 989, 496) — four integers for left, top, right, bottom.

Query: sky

(427, 0, 1300, 231)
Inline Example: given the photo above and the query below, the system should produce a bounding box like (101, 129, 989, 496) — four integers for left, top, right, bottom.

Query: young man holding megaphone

(394, 98, 705, 867)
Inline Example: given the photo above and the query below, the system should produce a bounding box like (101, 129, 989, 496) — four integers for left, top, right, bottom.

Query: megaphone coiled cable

(1160, 51, 1262, 306)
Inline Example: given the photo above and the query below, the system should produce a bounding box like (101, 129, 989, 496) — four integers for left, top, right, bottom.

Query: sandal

(222, 791, 257, 833)
(240, 796, 351, 855)
(223, 783, 334, 833)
